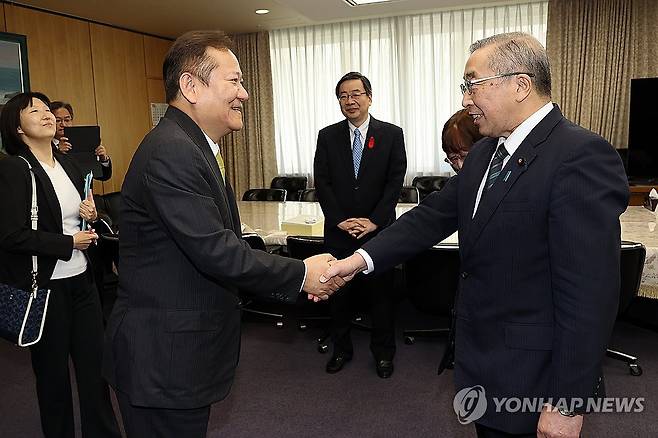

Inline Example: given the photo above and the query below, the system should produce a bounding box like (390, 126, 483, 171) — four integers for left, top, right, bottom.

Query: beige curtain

(220, 31, 278, 199)
(631, 0, 658, 77)
(547, 0, 633, 148)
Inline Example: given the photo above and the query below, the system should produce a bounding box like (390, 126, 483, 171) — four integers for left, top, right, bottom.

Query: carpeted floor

(1, 303, 656, 437)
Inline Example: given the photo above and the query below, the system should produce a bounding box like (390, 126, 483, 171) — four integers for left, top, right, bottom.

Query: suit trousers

(116, 390, 211, 438)
(329, 262, 396, 360)
(29, 269, 120, 438)
(475, 422, 537, 438)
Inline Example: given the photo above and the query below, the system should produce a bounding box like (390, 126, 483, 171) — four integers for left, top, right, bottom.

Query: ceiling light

(344, 0, 392, 6)
(255, 9, 270, 15)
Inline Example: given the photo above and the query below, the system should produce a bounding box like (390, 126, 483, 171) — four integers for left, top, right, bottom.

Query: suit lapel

(336, 119, 355, 181)
(358, 117, 378, 182)
(165, 107, 238, 234)
(460, 105, 564, 259)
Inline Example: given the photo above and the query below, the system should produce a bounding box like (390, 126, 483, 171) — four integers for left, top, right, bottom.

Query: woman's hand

(79, 190, 97, 222)
(73, 230, 98, 250)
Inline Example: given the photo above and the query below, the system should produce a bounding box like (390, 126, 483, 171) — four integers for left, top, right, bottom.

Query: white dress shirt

(357, 101, 554, 274)
(348, 114, 370, 151)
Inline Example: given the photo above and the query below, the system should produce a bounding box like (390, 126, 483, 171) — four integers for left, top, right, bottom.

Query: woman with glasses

(0, 92, 120, 438)
(442, 108, 483, 172)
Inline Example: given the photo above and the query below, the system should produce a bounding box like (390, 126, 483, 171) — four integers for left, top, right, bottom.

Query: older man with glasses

(323, 32, 628, 438)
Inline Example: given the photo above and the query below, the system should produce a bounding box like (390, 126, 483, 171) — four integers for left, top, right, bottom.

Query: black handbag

(0, 157, 51, 347)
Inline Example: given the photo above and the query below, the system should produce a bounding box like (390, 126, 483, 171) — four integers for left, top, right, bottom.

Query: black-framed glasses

(444, 153, 466, 165)
(460, 72, 535, 95)
(338, 91, 368, 102)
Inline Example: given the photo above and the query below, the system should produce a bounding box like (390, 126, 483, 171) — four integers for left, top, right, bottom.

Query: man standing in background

(314, 72, 406, 378)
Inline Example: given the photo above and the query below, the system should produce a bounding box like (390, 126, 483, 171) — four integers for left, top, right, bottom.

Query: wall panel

(90, 24, 150, 193)
(5, 5, 97, 125)
(144, 35, 171, 79)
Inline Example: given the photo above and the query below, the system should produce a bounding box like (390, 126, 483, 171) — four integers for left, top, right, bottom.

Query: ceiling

(11, 0, 528, 39)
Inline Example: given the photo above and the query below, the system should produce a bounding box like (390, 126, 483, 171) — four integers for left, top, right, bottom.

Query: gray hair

(469, 32, 551, 97)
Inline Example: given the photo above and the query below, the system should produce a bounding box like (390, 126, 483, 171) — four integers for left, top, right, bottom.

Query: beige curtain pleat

(220, 31, 278, 198)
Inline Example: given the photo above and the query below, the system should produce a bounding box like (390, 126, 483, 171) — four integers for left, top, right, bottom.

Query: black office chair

(298, 188, 319, 202)
(271, 176, 308, 201)
(102, 191, 122, 230)
(286, 236, 332, 353)
(241, 233, 285, 327)
(242, 188, 287, 202)
(398, 186, 419, 204)
(606, 241, 646, 376)
(403, 243, 460, 373)
(412, 176, 449, 201)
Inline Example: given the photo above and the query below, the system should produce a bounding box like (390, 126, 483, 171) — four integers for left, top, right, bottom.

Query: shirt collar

(202, 131, 220, 157)
(497, 101, 554, 155)
(348, 114, 371, 139)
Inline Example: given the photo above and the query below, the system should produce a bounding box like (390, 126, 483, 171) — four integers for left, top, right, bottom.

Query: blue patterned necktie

(352, 128, 363, 178)
(485, 143, 509, 191)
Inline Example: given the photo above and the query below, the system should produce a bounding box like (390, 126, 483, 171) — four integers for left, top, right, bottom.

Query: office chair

(270, 176, 308, 201)
(606, 241, 646, 376)
(242, 188, 287, 202)
(412, 176, 449, 201)
(298, 188, 319, 202)
(102, 191, 122, 230)
(286, 236, 332, 353)
(241, 233, 285, 328)
(398, 186, 419, 204)
(403, 243, 460, 373)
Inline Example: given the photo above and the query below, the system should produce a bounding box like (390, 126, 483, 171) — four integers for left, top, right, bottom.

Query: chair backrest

(286, 236, 326, 260)
(619, 241, 646, 315)
(243, 233, 267, 252)
(102, 191, 122, 228)
(242, 188, 287, 202)
(270, 176, 308, 201)
(412, 176, 449, 201)
(298, 188, 319, 202)
(404, 244, 460, 316)
(398, 186, 419, 204)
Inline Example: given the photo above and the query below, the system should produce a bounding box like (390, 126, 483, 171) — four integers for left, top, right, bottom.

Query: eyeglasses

(460, 72, 535, 95)
(444, 154, 466, 165)
(338, 91, 368, 102)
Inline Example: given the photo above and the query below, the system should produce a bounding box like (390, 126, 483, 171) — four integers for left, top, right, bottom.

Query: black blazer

(314, 117, 406, 253)
(0, 150, 84, 290)
(362, 106, 629, 433)
(103, 106, 305, 409)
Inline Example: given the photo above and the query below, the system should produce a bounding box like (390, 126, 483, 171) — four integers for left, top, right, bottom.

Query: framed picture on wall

(0, 32, 30, 105)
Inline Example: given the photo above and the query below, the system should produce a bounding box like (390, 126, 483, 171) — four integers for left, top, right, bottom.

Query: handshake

(301, 252, 369, 301)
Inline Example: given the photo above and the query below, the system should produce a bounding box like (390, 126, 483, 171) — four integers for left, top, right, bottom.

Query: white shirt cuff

(355, 248, 374, 274)
(299, 263, 307, 293)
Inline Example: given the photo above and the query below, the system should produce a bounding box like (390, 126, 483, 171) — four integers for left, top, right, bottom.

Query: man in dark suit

(323, 33, 628, 438)
(102, 30, 341, 438)
(314, 72, 406, 378)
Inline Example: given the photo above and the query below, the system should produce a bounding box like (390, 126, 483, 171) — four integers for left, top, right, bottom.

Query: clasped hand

(302, 254, 346, 301)
(338, 218, 378, 239)
(306, 253, 368, 302)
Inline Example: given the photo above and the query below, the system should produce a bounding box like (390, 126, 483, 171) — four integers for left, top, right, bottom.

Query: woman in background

(0, 92, 120, 438)
(441, 108, 483, 173)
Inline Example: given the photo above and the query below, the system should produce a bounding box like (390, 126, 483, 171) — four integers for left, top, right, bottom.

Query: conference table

(238, 201, 658, 300)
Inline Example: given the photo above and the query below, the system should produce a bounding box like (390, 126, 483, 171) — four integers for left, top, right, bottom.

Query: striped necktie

(352, 128, 362, 178)
(215, 150, 226, 182)
(484, 143, 509, 191)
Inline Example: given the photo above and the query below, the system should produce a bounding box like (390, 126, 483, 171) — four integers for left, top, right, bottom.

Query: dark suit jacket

(95, 159, 112, 181)
(102, 106, 305, 409)
(314, 117, 406, 254)
(0, 151, 83, 289)
(362, 106, 629, 433)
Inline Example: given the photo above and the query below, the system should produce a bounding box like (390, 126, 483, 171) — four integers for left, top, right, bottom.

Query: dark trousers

(329, 265, 396, 361)
(475, 423, 536, 438)
(29, 269, 120, 438)
(116, 391, 211, 438)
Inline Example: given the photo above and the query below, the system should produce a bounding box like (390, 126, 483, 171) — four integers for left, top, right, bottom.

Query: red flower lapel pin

(368, 136, 375, 149)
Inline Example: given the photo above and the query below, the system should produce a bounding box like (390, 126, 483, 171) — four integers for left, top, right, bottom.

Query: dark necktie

(484, 143, 509, 191)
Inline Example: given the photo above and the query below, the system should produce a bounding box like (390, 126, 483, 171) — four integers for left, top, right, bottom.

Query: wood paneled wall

(2, 4, 171, 193)
(1, 4, 6, 31)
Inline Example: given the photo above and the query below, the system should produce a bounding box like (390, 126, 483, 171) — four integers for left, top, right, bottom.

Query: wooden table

(238, 202, 657, 299)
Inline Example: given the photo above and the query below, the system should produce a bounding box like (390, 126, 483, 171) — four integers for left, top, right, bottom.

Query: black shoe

(376, 359, 394, 379)
(326, 353, 352, 374)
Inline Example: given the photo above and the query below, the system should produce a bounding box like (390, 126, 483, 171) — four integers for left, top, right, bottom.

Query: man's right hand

(303, 253, 346, 300)
(58, 137, 73, 153)
(321, 252, 367, 284)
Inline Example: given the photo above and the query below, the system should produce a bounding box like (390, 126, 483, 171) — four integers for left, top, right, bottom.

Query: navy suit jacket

(314, 116, 406, 254)
(102, 106, 305, 409)
(362, 105, 629, 433)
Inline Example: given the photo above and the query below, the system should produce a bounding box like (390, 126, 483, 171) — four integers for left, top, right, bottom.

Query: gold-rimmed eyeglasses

(338, 91, 368, 102)
(460, 72, 535, 95)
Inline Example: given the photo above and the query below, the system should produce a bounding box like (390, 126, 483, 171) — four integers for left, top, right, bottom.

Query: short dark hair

(335, 72, 372, 98)
(163, 30, 235, 103)
(0, 92, 52, 155)
(442, 109, 483, 155)
(49, 101, 74, 119)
